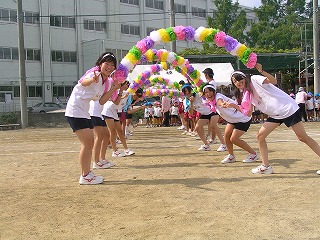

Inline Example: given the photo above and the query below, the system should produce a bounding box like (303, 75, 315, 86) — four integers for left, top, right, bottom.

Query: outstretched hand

(255, 63, 263, 73)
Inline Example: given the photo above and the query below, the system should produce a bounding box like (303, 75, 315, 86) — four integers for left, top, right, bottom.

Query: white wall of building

(0, 0, 255, 112)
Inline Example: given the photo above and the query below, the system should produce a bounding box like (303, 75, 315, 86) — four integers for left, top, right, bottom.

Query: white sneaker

(243, 153, 259, 163)
(93, 160, 115, 169)
(317, 170, 320, 175)
(79, 171, 104, 185)
(125, 149, 135, 156)
(221, 154, 236, 163)
(198, 144, 211, 151)
(182, 130, 188, 135)
(191, 132, 197, 137)
(177, 125, 186, 130)
(251, 165, 273, 174)
(217, 144, 227, 152)
(112, 150, 126, 157)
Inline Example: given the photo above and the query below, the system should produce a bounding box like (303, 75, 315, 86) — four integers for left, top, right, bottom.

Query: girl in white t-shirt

(209, 84, 259, 164)
(182, 84, 226, 152)
(231, 63, 320, 175)
(65, 52, 120, 185)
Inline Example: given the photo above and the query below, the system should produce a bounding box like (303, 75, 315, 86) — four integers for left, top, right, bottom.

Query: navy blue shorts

(228, 119, 252, 132)
(266, 110, 301, 127)
(126, 112, 133, 119)
(102, 115, 119, 122)
(66, 117, 93, 132)
(91, 116, 107, 127)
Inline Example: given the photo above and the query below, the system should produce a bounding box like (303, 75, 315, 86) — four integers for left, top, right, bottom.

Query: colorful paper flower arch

(128, 48, 204, 95)
(144, 76, 183, 98)
(114, 26, 257, 84)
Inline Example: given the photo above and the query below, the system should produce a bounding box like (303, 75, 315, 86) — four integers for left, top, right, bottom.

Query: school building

(0, 0, 256, 112)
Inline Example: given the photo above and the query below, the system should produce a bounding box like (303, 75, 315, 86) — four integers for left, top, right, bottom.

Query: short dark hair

(203, 68, 214, 78)
(95, 52, 117, 69)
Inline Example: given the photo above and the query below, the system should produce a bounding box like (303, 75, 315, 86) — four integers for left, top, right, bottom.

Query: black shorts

(126, 112, 133, 119)
(200, 112, 217, 120)
(91, 116, 107, 127)
(66, 117, 93, 132)
(102, 115, 119, 122)
(266, 109, 301, 127)
(228, 119, 252, 132)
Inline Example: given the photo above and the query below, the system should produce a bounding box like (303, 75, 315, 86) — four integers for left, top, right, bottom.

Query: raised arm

(255, 63, 277, 85)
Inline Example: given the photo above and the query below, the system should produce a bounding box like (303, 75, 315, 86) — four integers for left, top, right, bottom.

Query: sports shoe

(177, 125, 186, 130)
(93, 160, 115, 169)
(217, 144, 227, 152)
(79, 171, 104, 185)
(181, 130, 188, 135)
(251, 165, 273, 174)
(242, 153, 259, 163)
(221, 154, 236, 163)
(198, 144, 211, 151)
(125, 149, 135, 156)
(112, 150, 126, 157)
(317, 170, 320, 175)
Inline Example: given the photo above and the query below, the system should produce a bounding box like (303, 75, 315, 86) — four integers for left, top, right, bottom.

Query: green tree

(247, 0, 310, 50)
(207, 0, 247, 43)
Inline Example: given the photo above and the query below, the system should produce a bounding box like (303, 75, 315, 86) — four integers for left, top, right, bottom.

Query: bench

(0, 123, 21, 131)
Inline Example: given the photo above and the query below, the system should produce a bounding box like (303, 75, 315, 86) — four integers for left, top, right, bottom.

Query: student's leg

(115, 121, 129, 149)
(224, 123, 234, 155)
(93, 126, 104, 163)
(100, 126, 110, 161)
(256, 122, 280, 166)
(75, 128, 94, 176)
(210, 115, 225, 144)
(230, 128, 255, 154)
(195, 119, 209, 145)
(291, 121, 320, 157)
(105, 119, 117, 152)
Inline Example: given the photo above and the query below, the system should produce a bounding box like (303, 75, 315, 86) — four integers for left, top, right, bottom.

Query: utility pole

(313, 0, 320, 94)
(305, 23, 309, 91)
(169, 0, 176, 53)
(17, 0, 28, 128)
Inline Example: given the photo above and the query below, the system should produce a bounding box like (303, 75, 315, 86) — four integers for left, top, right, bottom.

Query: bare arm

(255, 63, 277, 85)
(81, 71, 100, 87)
(99, 81, 121, 105)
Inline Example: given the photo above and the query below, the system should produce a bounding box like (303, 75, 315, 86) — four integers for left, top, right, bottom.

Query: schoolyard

(1, 122, 320, 240)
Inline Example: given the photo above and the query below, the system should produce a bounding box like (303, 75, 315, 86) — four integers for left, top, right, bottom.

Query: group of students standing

(65, 52, 146, 185)
(178, 64, 320, 175)
(64, 51, 320, 185)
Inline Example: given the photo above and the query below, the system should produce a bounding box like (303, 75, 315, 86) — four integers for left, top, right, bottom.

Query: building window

(50, 15, 75, 29)
(146, 0, 164, 10)
(53, 86, 73, 98)
(120, 0, 139, 6)
(51, 50, 77, 63)
(84, 19, 106, 32)
(174, 4, 186, 14)
(13, 86, 20, 97)
(191, 7, 206, 18)
(0, 8, 10, 21)
(121, 24, 140, 36)
(28, 86, 42, 98)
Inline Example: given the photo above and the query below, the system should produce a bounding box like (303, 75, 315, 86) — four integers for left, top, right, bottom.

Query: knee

(256, 132, 264, 142)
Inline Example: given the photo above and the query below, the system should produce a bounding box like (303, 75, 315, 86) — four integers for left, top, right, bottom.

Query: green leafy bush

(0, 112, 18, 124)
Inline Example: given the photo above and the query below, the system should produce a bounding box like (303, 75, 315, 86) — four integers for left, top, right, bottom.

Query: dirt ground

(1, 122, 320, 240)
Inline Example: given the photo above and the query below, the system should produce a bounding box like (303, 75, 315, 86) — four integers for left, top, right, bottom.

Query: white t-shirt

(215, 93, 251, 123)
(170, 106, 179, 116)
(192, 93, 211, 115)
(250, 75, 299, 119)
(101, 100, 119, 120)
(117, 91, 129, 113)
(306, 99, 314, 110)
(154, 106, 162, 117)
(65, 72, 108, 119)
(89, 100, 104, 119)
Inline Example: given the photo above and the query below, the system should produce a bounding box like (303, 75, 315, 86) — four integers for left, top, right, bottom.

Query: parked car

(28, 102, 63, 113)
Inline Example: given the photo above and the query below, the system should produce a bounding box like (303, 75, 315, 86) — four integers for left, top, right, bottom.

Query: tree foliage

(180, 0, 313, 55)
